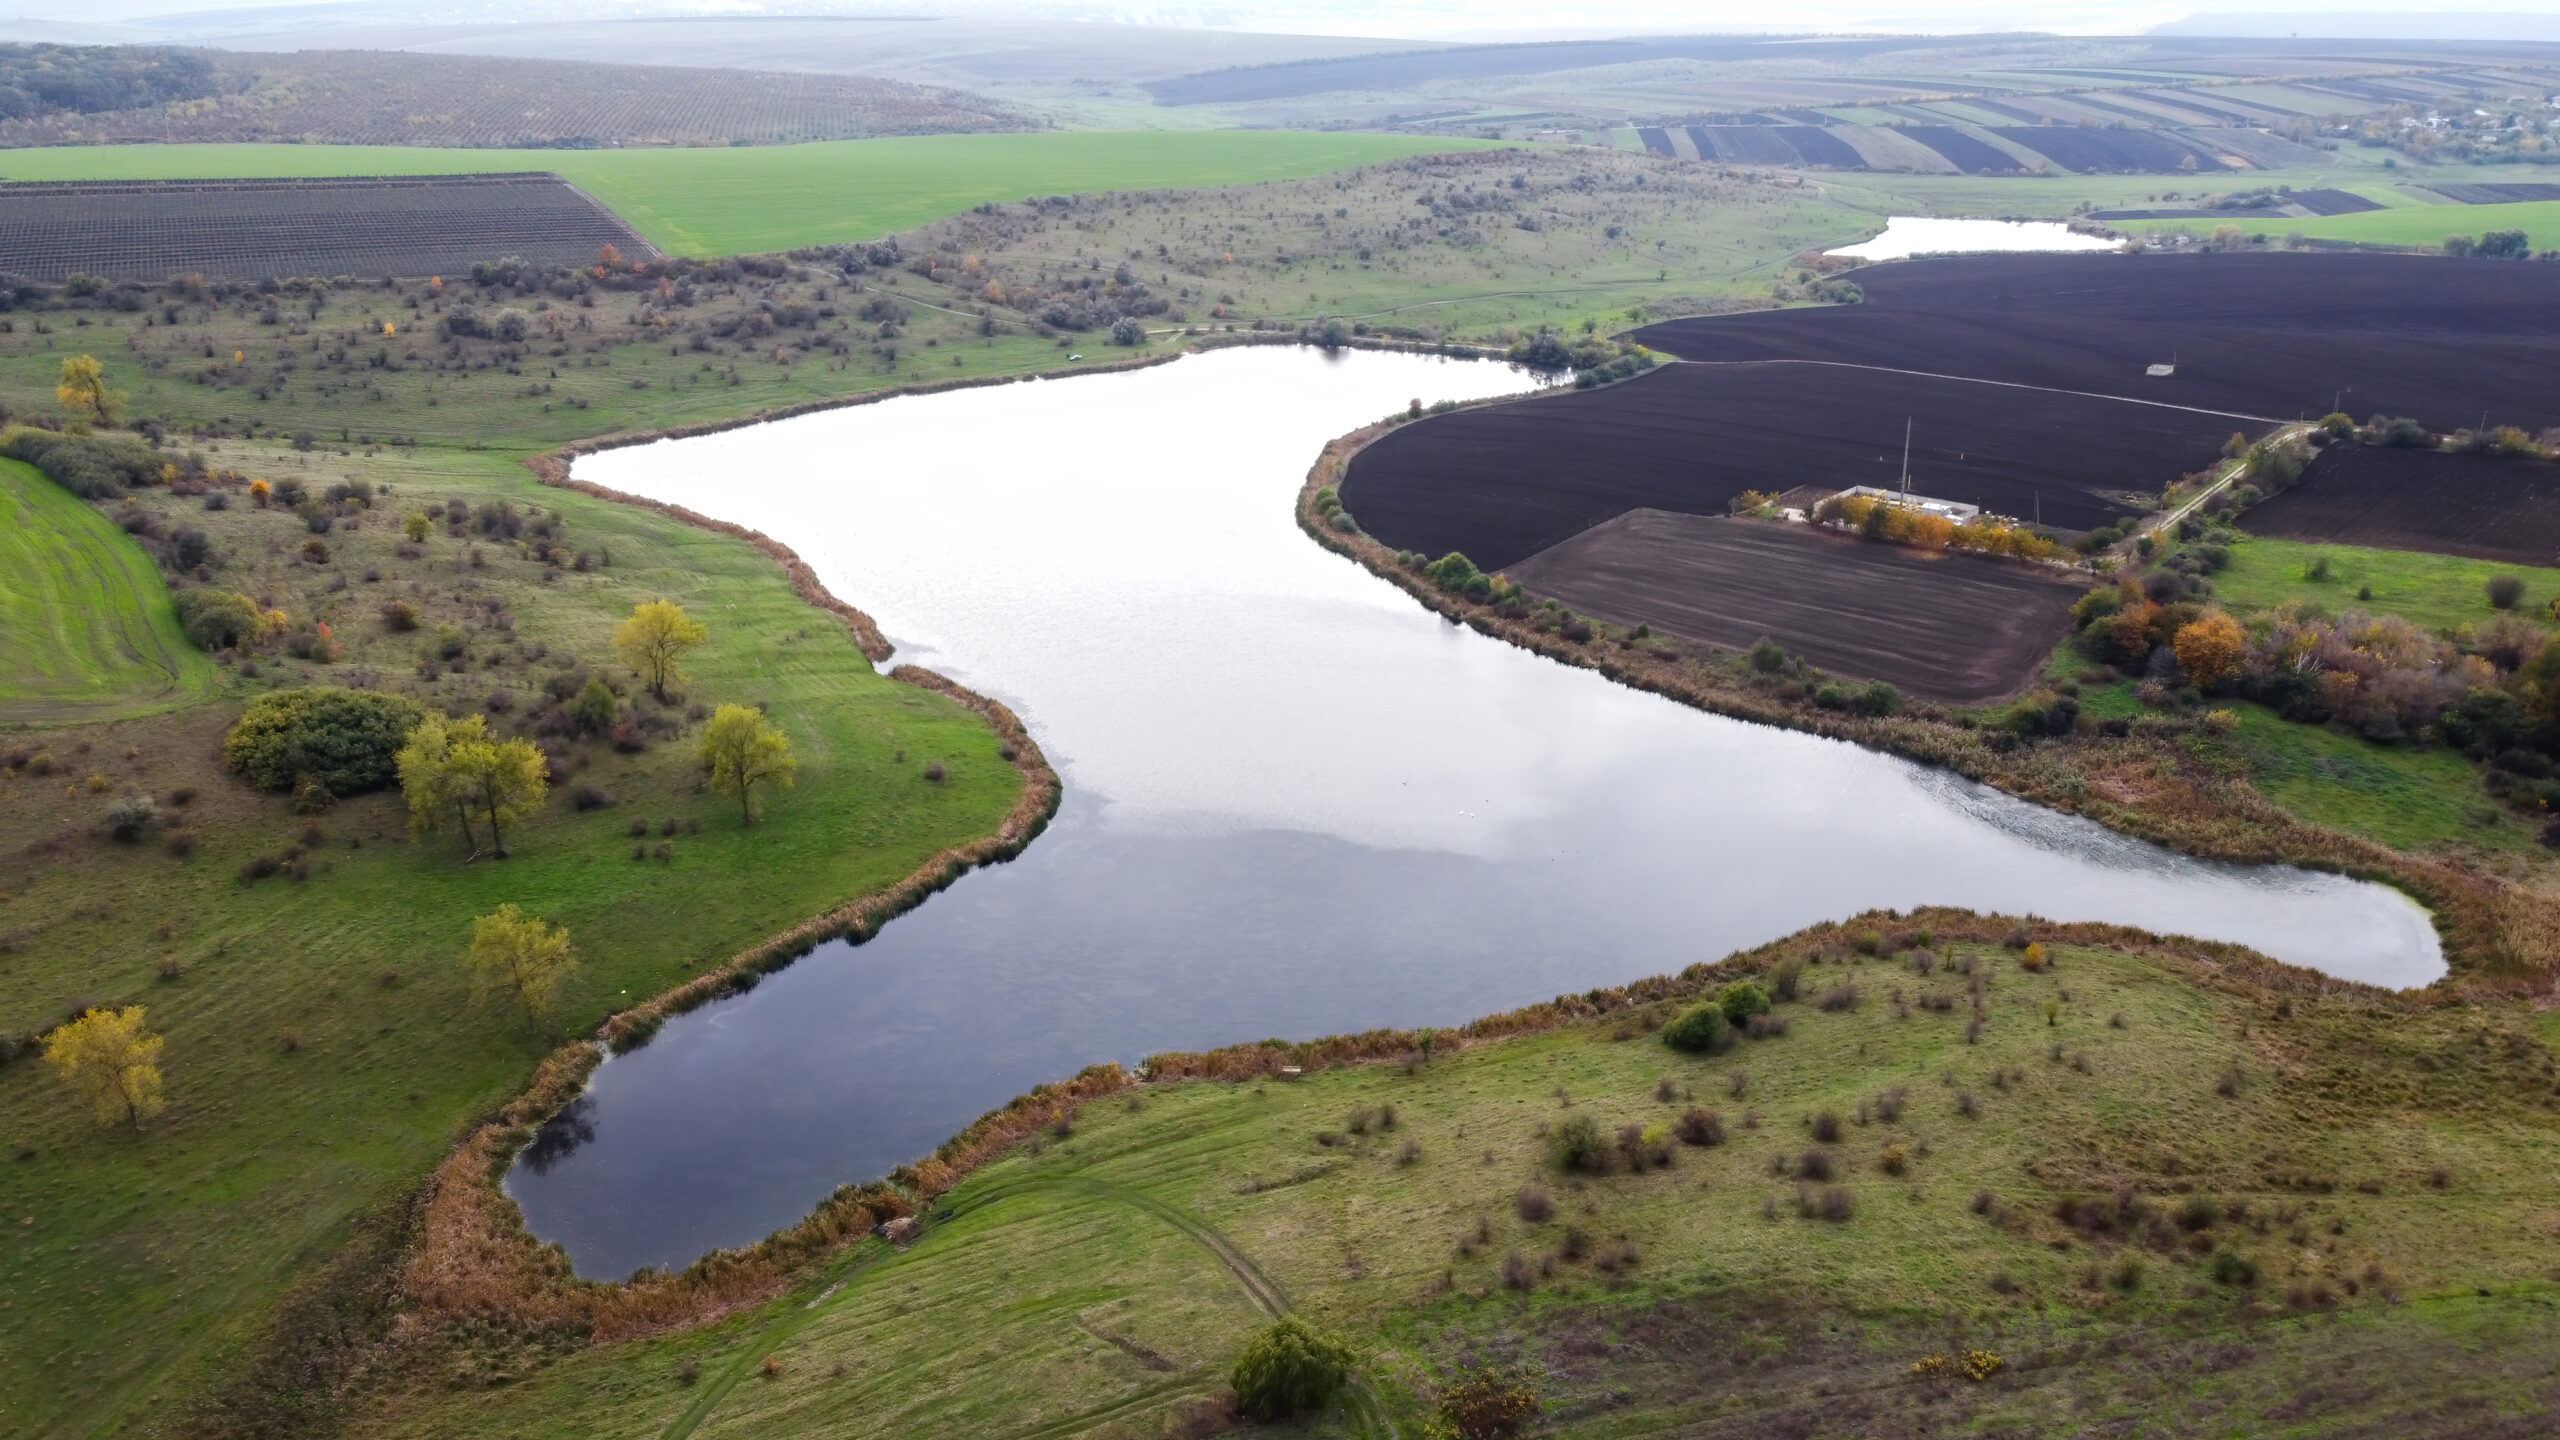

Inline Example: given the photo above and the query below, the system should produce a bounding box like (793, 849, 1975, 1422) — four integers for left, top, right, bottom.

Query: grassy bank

(0, 456, 215, 724)
(348, 914, 2560, 1438)
(0, 133, 1508, 256)
(0, 440, 1027, 1436)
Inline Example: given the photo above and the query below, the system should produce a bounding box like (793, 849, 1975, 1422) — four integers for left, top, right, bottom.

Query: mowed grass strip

(0, 456, 215, 722)
(359, 935, 2560, 1440)
(0, 132, 1506, 256)
(0, 445, 1024, 1436)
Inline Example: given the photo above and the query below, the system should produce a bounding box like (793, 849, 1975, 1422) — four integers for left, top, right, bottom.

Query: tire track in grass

(660, 1171, 1408, 1440)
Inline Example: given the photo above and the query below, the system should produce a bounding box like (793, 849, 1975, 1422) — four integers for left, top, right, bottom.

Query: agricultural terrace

(0, 132, 1511, 258)
(1633, 252, 2560, 436)
(1507, 513, 2082, 704)
(0, 455, 215, 722)
(0, 47, 1026, 151)
(0, 175, 658, 284)
(355, 915, 2560, 1439)
(0, 439, 1029, 1436)
(1343, 360, 2240, 570)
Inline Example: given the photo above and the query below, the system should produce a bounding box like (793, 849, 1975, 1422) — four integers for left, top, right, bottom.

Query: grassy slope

(2215, 534, 2560, 634)
(0, 133, 1506, 256)
(362, 933, 2560, 1439)
(0, 443, 1023, 1437)
(0, 457, 215, 724)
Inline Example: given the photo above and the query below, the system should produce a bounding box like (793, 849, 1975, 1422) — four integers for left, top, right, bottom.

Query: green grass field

(0, 444, 1025, 1437)
(354, 930, 2560, 1438)
(0, 457, 215, 724)
(2216, 533, 2560, 634)
(2122, 198, 2560, 247)
(0, 133, 1507, 256)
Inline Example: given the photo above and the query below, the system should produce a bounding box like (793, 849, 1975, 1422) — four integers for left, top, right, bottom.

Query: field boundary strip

(1671, 357, 2288, 423)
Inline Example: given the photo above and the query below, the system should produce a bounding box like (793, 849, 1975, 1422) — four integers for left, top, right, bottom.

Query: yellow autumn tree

(2174, 613, 2247, 691)
(699, 703, 796, 825)
(464, 905, 578, 1028)
(614, 600, 707, 703)
(44, 1006, 166, 1129)
(55, 354, 118, 426)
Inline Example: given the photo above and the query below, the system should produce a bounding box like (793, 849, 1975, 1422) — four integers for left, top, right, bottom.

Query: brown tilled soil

(2241, 446, 2560, 567)
(1634, 252, 2560, 436)
(1507, 511, 2082, 704)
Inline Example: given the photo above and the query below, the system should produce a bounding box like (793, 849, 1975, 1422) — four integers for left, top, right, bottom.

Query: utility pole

(1900, 417, 1912, 504)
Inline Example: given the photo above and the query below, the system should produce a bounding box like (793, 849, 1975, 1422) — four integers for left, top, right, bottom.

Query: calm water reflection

(510, 346, 2439, 1279)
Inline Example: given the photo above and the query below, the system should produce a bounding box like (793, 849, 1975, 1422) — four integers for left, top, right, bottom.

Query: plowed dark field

(1507, 511, 2082, 703)
(1342, 361, 2241, 571)
(0, 174, 654, 282)
(2241, 447, 2560, 566)
(1895, 126, 2023, 174)
(2291, 188, 2386, 215)
(1633, 253, 2560, 433)
(1991, 126, 2226, 173)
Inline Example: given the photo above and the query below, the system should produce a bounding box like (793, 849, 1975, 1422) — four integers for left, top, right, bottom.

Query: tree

(44, 1006, 165, 1129)
(223, 687, 426, 795)
(172, 589, 262, 651)
(700, 703, 797, 825)
(464, 905, 577, 1029)
(398, 713, 484, 854)
(1230, 1316, 1356, 1420)
(55, 354, 118, 426)
(614, 600, 706, 703)
(570, 677, 619, 737)
(2173, 613, 2245, 692)
(449, 732, 550, 858)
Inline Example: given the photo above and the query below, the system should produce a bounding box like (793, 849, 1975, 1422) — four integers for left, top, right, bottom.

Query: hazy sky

(10, 0, 2556, 42)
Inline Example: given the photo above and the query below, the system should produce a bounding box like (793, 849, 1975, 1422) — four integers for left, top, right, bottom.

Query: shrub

(1230, 1316, 1355, 1421)
(1660, 1001, 1731, 1054)
(1880, 1143, 1909, 1176)
(381, 599, 421, 632)
(104, 795, 156, 842)
(1514, 1187, 1555, 1223)
(1, 425, 160, 499)
(1499, 1250, 1535, 1290)
(1747, 636, 1787, 673)
(1816, 984, 1859, 1013)
(173, 589, 263, 652)
(223, 687, 427, 795)
(2212, 1249, 2256, 1286)
(2489, 575, 2527, 611)
(1810, 1110, 1841, 1143)
(1673, 1107, 1723, 1146)
(1768, 957, 1803, 1002)
(1817, 1186, 1854, 1222)
(1718, 981, 1770, 1025)
(570, 678, 619, 736)
(1437, 1364, 1540, 1440)
(572, 784, 615, 811)
(1797, 1148, 1835, 1181)
(1550, 1114, 1608, 1173)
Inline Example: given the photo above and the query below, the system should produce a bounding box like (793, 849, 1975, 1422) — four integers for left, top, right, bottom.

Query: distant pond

(1829, 216, 2122, 260)
(509, 345, 2440, 1279)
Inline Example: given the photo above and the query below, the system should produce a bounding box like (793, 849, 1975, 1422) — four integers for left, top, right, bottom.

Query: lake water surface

(1829, 216, 2122, 260)
(511, 345, 2440, 1279)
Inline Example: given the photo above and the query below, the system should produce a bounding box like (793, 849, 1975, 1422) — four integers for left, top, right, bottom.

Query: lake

(509, 344, 2440, 1280)
(1829, 216, 2123, 261)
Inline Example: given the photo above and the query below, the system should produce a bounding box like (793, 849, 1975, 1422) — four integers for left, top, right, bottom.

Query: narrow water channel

(509, 345, 2441, 1279)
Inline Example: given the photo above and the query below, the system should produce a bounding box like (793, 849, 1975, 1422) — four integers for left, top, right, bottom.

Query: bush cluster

(223, 687, 427, 795)
(1, 424, 162, 499)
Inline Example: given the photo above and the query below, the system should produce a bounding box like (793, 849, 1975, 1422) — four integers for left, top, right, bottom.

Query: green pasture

(0, 132, 1506, 256)
(2228, 704, 2526, 854)
(2120, 198, 2560, 247)
(2216, 534, 2560, 635)
(365, 937, 2560, 1438)
(0, 456, 216, 724)
(0, 445, 1025, 1436)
